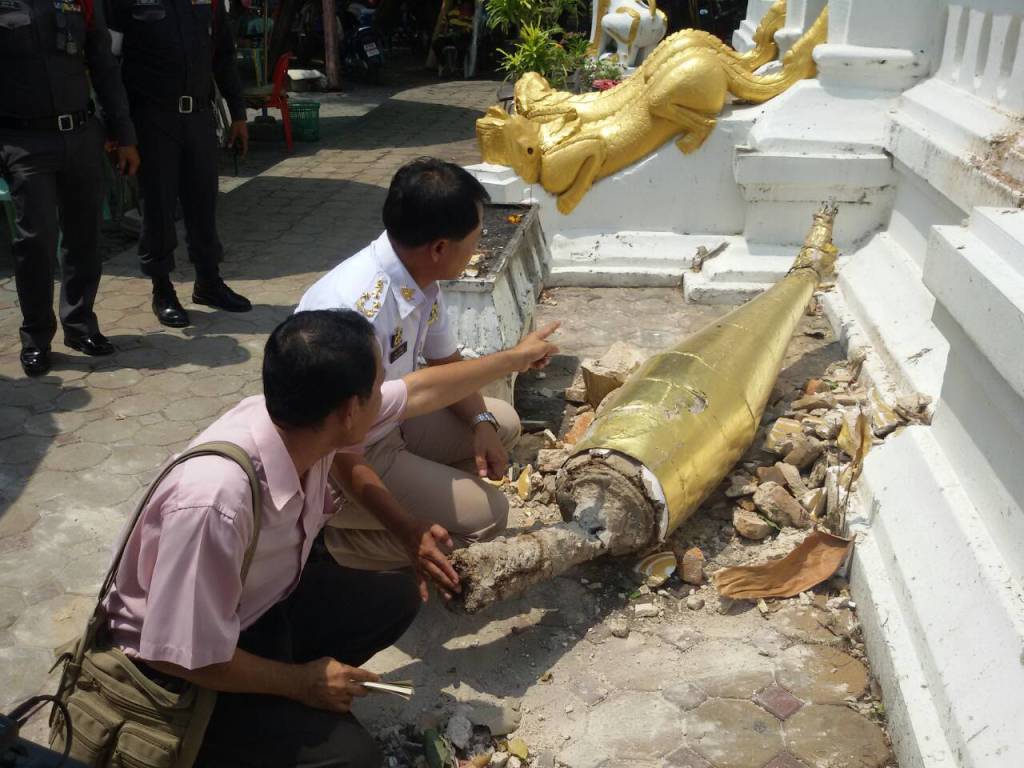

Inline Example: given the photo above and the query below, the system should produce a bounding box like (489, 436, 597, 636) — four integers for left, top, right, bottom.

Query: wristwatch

(472, 411, 500, 432)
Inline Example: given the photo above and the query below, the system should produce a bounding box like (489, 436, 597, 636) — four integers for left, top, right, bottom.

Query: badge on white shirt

(388, 326, 408, 363)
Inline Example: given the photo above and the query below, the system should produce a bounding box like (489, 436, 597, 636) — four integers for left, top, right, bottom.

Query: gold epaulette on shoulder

(355, 275, 388, 319)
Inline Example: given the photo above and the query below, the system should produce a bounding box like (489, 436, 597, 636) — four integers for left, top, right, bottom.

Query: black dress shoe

(64, 332, 115, 356)
(20, 347, 51, 377)
(192, 279, 252, 313)
(152, 288, 190, 328)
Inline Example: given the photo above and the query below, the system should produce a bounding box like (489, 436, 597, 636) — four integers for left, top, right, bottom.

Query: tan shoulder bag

(49, 441, 263, 768)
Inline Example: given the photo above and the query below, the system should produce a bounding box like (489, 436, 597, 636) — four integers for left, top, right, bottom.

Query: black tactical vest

(0, 0, 95, 118)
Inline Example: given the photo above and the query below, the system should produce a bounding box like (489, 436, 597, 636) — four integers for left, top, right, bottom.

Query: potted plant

(485, 0, 593, 90)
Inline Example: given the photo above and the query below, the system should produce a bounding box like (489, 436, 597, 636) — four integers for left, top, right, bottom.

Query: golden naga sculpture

(477, 2, 827, 214)
(519, 0, 787, 125)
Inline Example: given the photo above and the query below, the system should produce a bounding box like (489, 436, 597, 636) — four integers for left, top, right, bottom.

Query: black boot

(193, 277, 252, 313)
(20, 346, 51, 377)
(64, 331, 115, 356)
(152, 277, 190, 328)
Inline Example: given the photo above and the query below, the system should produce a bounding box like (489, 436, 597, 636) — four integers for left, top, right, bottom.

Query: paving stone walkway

(0, 77, 497, 715)
(0, 78, 895, 768)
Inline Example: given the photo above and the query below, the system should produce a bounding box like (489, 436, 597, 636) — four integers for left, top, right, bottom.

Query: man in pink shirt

(100, 308, 557, 767)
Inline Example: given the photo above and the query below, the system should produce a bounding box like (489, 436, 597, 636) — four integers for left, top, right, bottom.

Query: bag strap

(78, 442, 263, 663)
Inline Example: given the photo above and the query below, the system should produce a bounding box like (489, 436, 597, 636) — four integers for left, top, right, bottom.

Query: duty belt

(137, 95, 211, 114)
(0, 110, 92, 133)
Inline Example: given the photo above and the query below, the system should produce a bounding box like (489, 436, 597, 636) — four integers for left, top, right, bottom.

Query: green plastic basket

(290, 100, 320, 142)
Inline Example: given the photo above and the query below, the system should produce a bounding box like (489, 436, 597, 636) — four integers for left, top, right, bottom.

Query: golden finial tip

(791, 204, 840, 279)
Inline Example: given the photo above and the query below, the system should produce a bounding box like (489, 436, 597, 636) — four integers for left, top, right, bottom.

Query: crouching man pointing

(76, 309, 557, 768)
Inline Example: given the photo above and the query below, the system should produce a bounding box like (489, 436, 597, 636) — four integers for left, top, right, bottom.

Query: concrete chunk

(792, 393, 835, 411)
(733, 508, 774, 540)
(536, 448, 569, 473)
(681, 547, 706, 585)
(581, 342, 646, 408)
(868, 388, 902, 437)
(754, 482, 812, 529)
(775, 462, 811, 498)
(764, 418, 803, 454)
(725, 472, 759, 497)
(782, 435, 824, 469)
(757, 465, 788, 486)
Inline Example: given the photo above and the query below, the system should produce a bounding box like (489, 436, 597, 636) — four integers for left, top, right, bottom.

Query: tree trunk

(322, 0, 341, 88)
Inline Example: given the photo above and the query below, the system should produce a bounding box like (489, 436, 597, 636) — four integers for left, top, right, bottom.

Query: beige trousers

(324, 397, 521, 570)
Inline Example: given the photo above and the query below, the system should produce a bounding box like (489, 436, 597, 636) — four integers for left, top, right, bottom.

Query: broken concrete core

(452, 452, 659, 613)
(450, 523, 605, 614)
(579, 342, 646, 409)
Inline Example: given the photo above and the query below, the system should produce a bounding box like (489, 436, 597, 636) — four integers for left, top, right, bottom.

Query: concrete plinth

(469, 105, 762, 288)
(441, 205, 550, 402)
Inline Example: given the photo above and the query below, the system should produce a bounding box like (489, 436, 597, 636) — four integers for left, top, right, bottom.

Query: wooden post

(262, 0, 270, 84)
(322, 0, 341, 88)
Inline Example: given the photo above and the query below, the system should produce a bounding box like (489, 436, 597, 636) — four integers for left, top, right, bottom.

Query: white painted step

(853, 426, 1024, 768)
(681, 244, 815, 305)
(699, 251, 793, 283)
(889, 79, 1024, 212)
(849, 499, 958, 768)
(547, 232, 737, 287)
(549, 233, 801, 299)
(927, 221, 1024, 400)
(968, 207, 1024, 278)
(826, 232, 948, 400)
(682, 277, 766, 305)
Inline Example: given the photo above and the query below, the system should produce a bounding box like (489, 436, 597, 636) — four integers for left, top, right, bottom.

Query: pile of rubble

(497, 338, 932, 636)
(508, 338, 931, 550)
(375, 699, 549, 768)
(717, 353, 931, 543)
(499, 341, 646, 519)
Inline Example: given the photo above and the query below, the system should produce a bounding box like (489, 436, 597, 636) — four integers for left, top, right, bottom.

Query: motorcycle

(292, 0, 383, 82)
(386, 0, 429, 53)
(341, 0, 384, 82)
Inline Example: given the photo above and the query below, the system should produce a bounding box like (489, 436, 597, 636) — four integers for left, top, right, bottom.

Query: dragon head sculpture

(476, 106, 543, 183)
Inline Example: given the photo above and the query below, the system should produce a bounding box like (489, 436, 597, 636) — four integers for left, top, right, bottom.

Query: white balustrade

(937, 2, 1024, 112)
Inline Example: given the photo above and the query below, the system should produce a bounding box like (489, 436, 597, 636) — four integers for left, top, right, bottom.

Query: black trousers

(133, 105, 224, 281)
(0, 119, 105, 349)
(192, 539, 422, 768)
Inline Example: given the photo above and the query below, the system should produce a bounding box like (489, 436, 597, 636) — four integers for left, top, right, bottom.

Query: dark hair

(382, 157, 490, 248)
(263, 310, 377, 428)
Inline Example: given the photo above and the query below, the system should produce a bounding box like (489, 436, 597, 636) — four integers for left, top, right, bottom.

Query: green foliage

(577, 55, 622, 88)
(560, 30, 591, 61)
(496, 25, 560, 83)
(485, 0, 583, 34)
(484, 0, 536, 34)
(496, 27, 590, 89)
(486, 0, 589, 87)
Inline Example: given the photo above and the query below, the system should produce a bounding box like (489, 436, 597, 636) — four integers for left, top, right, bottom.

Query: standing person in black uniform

(106, 0, 252, 328)
(0, 0, 140, 377)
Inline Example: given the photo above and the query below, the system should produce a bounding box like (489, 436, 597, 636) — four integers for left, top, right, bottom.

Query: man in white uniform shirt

(298, 157, 532, 577)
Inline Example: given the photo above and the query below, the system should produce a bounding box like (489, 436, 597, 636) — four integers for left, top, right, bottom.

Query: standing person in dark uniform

(106, 0, 252, 328)
(0, 0, 140, 377)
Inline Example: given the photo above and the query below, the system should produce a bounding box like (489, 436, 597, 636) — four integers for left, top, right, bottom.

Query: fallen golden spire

(452, 205, 839, 612)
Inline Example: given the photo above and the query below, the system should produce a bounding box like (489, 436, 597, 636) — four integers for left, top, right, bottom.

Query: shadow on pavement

(0, 374, 89, 531)
(88, 176, 389, 285)
(359, 570, 619, 729)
